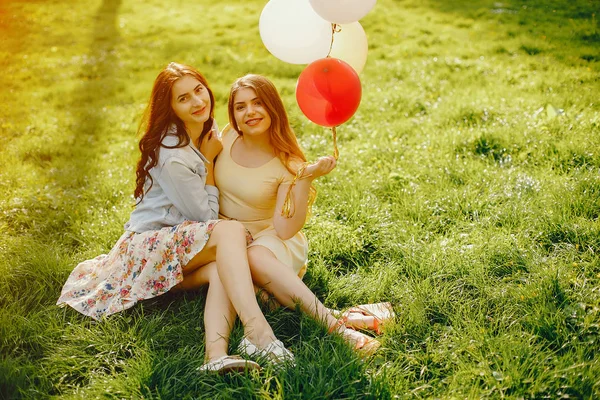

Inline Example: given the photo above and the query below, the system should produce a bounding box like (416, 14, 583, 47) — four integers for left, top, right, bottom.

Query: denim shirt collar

(165, 124, 209, 164)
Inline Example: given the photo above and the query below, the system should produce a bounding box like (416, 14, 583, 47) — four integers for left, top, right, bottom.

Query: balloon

(309, 0, 377, 24)
(259, 0, 332, 65)
(329, 22, 368, 74)
(296, 58, 362, 127)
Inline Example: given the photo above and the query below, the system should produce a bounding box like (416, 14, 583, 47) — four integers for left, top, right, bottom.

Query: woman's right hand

(303, 155, 337, 180)
(200, 128, 223, 161)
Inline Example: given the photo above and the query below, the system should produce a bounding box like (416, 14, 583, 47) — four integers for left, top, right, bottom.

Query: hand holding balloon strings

(281, 156, 337, 218)
(284, 21, 364, 218)
(261, 0, 376, 216)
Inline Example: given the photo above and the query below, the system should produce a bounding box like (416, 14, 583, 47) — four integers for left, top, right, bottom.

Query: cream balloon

(259, 0, 332, 65)
(309, 0, 377, 24)
(329, 22, 368, 74)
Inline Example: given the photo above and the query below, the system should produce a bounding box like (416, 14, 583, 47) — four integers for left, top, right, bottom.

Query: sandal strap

(328, 316, 347, 334)
(238, 338, 295, 366)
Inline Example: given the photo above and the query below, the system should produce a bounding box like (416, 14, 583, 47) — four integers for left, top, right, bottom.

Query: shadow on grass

(1, 3, 126, 398)
(7, 0, 126, 239)
(6, 0, 127, 265)
(1, 0, 126, 290)
(26, 0, 125, 237)
(0, 1, 31, 74)
(67, 0, 123, 160)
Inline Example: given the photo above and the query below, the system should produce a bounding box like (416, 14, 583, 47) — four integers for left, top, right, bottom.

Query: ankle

(245, 329, 277, 348)
(328, 317, 345, 334)
(205, 349, 228, 363)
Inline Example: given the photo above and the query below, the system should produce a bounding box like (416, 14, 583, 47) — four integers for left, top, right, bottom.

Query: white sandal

(238, 338, 296, 367)
(197, 355, 261, 373)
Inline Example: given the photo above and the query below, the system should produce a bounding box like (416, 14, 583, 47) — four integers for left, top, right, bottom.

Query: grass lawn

(1, 0, 599, 398)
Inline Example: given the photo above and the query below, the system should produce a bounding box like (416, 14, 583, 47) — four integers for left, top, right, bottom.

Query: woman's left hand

(304, 155, 337, 179)
(200, 129, 223, 161)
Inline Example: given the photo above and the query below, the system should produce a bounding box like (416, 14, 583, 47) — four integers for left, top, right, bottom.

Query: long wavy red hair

(227, 74, 316, 208)
(134, 62, 215, 203)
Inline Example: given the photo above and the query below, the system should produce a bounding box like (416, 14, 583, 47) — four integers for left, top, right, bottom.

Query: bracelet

(281, 162, 309, 218)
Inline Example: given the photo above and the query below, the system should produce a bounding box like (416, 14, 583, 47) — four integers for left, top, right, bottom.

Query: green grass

(1, 0, 599, 398)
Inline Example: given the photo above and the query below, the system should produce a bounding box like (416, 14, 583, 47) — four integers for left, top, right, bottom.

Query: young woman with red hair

(183, 74, 380, 353)
(57, 63, 294, 373)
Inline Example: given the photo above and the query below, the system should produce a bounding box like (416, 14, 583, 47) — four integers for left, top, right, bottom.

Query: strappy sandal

(338, 302, 395, 335)
(328, 318, 381, 355)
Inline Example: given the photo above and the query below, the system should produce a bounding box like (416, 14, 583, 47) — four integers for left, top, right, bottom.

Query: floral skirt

(57, 220, 223, 320)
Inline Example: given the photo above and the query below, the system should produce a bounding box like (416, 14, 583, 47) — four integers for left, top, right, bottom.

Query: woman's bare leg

(247, 245, 338, 329)
(178, 261, 235, 362)
(182, 221, 277, 348)
(246, 246, 378, 350)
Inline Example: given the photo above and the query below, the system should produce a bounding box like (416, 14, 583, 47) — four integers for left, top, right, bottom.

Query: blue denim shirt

(124, 127, 219, 233)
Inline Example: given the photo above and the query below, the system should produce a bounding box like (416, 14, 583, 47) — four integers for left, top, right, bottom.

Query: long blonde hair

(227, 74, 316, 214)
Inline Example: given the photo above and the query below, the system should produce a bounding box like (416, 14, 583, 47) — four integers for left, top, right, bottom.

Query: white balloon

(259, 0, 332, 65)
(329, 22, 368, 74)
(309, 0, 377, 24)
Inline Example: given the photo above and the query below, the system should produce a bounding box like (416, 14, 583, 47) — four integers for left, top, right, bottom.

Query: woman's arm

(205, 163, 216, 186)
(158, 157, 219, 221)
(273, 156, 336, 239)
(199, 127, 223, 182)
(273, 178, 312, 240)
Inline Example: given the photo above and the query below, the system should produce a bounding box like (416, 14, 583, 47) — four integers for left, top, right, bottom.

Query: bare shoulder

(220, 123, 237, 139)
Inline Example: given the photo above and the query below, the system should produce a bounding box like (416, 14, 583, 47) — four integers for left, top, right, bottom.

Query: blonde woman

(185, 74, 380, 353)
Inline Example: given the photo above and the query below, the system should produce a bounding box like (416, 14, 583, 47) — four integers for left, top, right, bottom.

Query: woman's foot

(238, 337, 296, 367)
(339, 327, 381, 354)
(328, 303, 395, 335)
(198, 355, 261, 373)
(243, 321, 280, 349)
(329, 318, 381, 355)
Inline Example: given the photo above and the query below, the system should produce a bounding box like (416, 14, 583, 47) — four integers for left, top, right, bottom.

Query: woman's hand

(303, 155, 337, 180)
(200, 128, 223, 162)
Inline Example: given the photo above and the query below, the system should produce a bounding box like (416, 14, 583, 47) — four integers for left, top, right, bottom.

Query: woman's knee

(247, 246, 276, 275)
(211, 220, 246, 241)
(247, 246, 263, 269)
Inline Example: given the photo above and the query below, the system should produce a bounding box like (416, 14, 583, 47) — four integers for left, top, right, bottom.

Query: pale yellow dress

(214, 127, 307, 277)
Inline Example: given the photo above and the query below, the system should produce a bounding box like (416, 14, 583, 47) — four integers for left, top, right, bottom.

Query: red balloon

(296, 57, 361, 127)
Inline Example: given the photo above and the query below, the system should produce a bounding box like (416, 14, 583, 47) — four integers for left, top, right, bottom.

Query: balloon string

(281, 163, 311, 218)
(332, 126, 339, 160)
(281, 127, 338, 218)
(327, 23, 341, 57)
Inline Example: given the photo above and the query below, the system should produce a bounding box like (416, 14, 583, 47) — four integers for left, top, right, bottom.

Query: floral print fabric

(57, 220, 221, 320)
